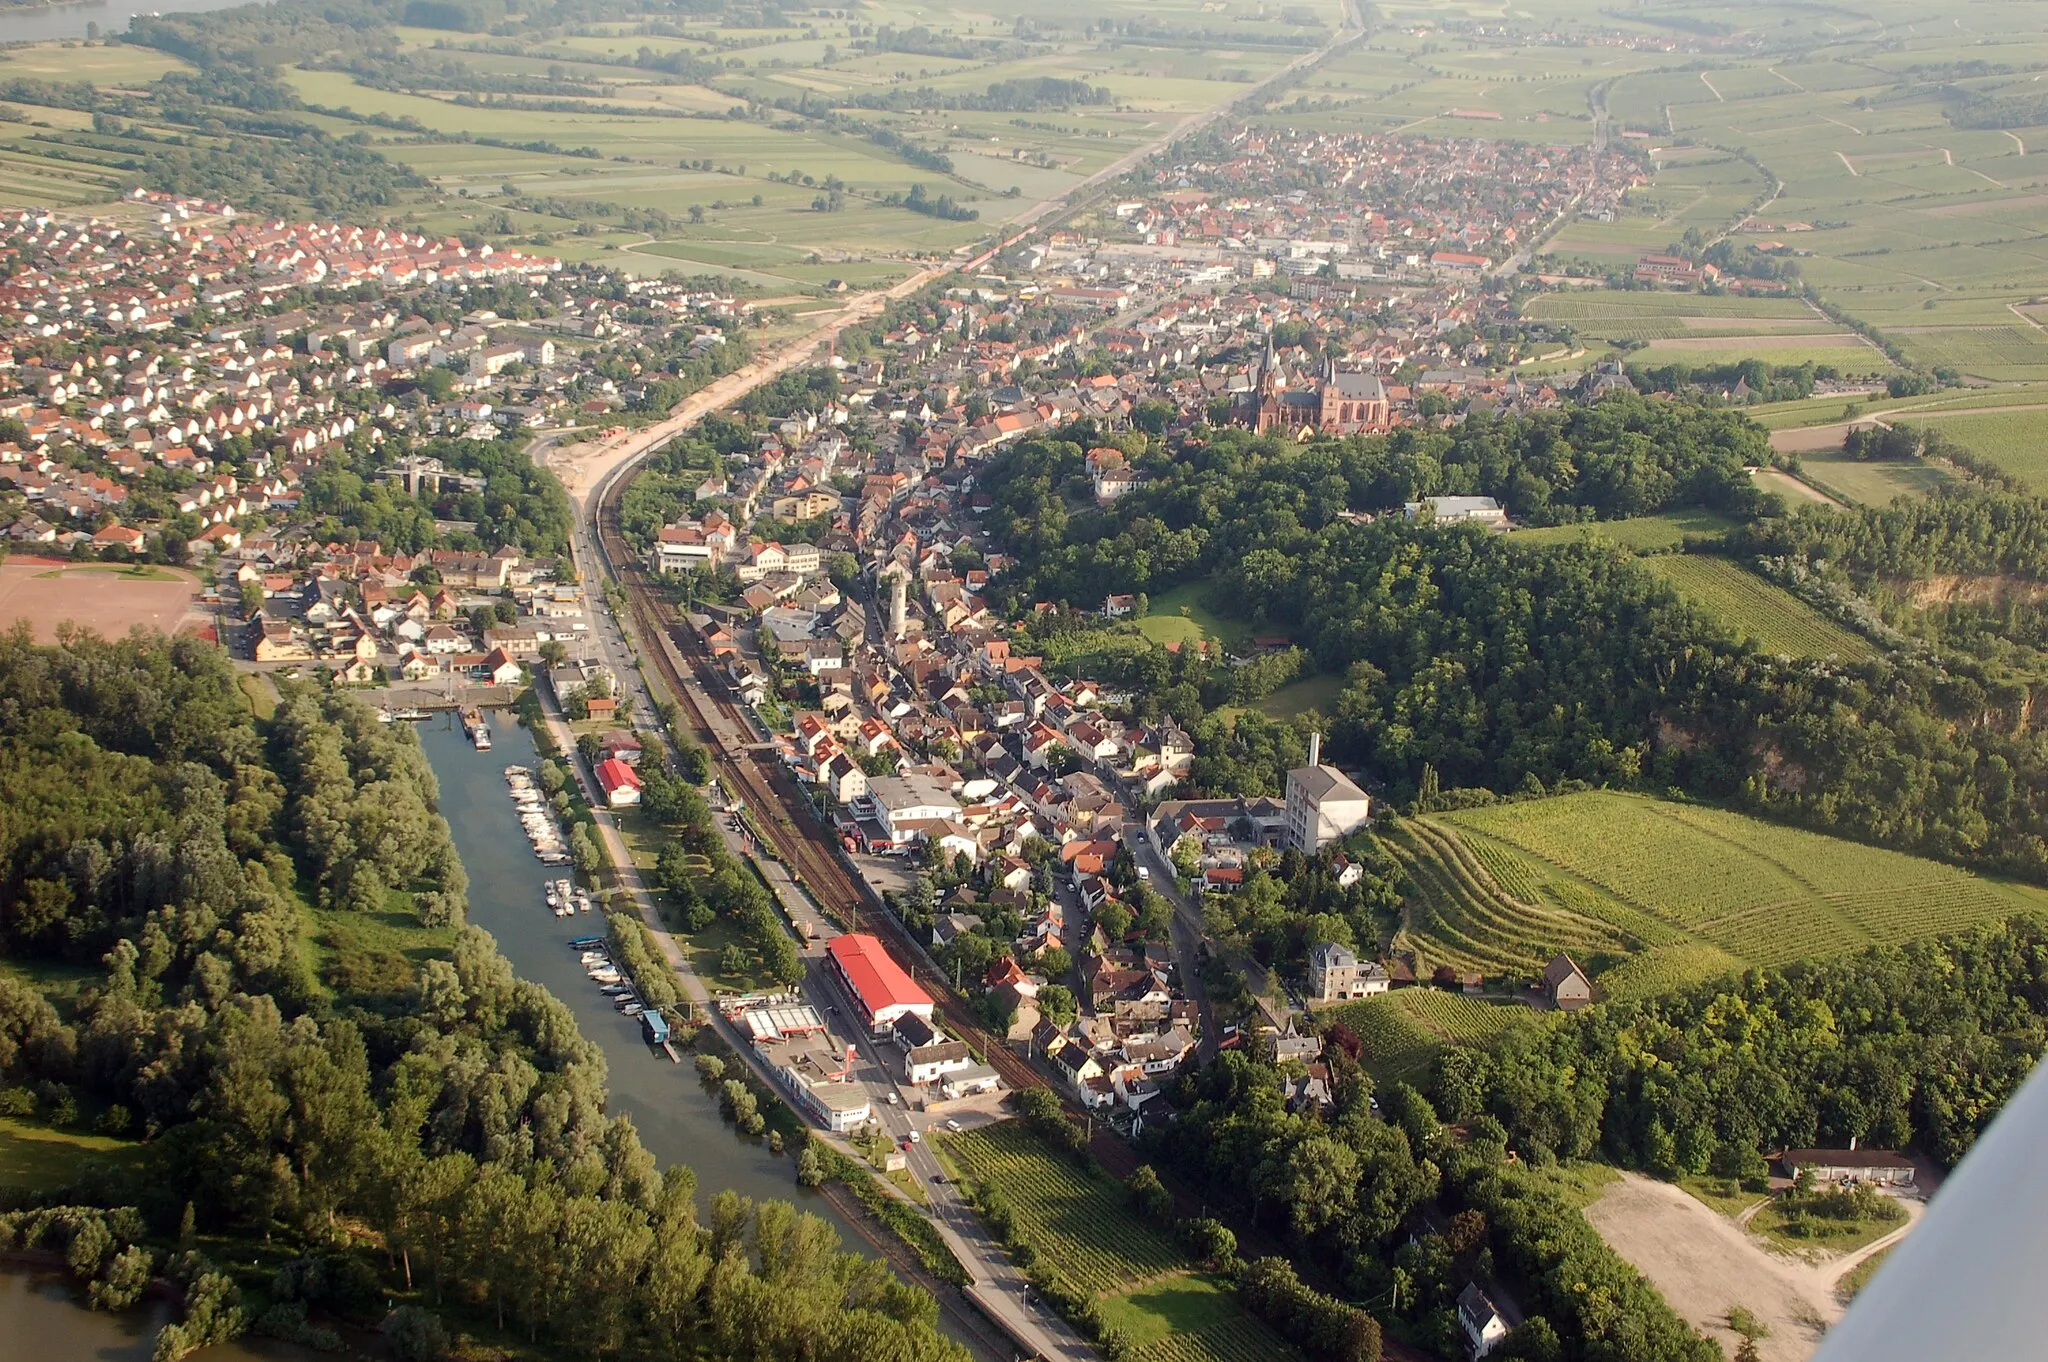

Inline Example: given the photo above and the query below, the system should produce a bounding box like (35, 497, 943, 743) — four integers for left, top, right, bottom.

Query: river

(0, 0, 255, 46)
(415, 715, 861, 1236)
(0, 1266, 317, 1360)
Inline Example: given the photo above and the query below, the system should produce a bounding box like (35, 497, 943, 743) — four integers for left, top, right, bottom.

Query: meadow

(938, 1120, 1296, 1362)
(1643, 555, 1878, 660)
(1793, 448, 1954, 505)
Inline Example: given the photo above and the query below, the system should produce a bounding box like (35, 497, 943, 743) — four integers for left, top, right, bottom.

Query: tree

(1037, 984, 1077, 1025)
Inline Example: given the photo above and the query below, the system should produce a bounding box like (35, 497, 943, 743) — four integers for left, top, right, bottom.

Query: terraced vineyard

(1324, 989, 1540, 1082)
(1644, 556, 1879, 661)
(940, 1121, 1296, 1362)
(1440, 792, 2048, 969)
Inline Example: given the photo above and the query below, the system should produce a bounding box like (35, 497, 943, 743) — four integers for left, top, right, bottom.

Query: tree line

(0, 629, 961, 1360)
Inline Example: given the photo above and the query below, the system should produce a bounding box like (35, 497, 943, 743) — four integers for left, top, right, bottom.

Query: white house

(1458, 1284, 1509, 1358)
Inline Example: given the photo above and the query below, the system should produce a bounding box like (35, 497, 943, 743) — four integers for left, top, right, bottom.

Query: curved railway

(592, 484, 1050, 1098)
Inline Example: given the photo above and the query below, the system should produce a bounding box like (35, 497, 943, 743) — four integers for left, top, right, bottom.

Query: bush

(381, 1305, 451, 1361)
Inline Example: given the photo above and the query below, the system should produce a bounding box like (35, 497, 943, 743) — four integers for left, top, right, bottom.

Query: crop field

(1644, 556, 1878, 660)
(1321, 989, 1539, 1082)
(940, 1120, 1294, 1362)
(1905, 409, 2048, 491)
(1511, 509, 1740, 552)
(1442, 791, 2048, 969)
(1794, 449, 1954, 505)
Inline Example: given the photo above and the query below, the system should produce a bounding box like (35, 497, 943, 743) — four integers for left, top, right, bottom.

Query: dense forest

(980, 414, 2048, 883)
(981, 396, 1775, 605)
(0, 628, 963, 1361)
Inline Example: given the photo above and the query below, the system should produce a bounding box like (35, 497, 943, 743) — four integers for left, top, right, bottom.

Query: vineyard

(1644, 555, 1879, 661)
(1909, 407, 2048, 491)
(1521, 293, 1816, 322)
(1443, 792, 2048, 968)
(938, 1121, 1297, 1362)
(1323, 989, 1540, 1082)
(1510, 509, 1738, 553)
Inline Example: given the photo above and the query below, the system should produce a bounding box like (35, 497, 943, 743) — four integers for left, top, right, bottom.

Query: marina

(505, 763, 571, 864)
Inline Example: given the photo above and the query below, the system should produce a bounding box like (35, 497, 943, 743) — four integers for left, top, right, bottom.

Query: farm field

(1319, 988, 1539, 1083)
(1442, 791, 2048, 970)
(1904, 408, 2048, 491)
(1793, 448, 1954, 504)
(938, 1120, 1296, 1362)
(1644, 555, 1876, 660)
(1518, 290, 1889, 369)
(1510, 508, 1739, 552)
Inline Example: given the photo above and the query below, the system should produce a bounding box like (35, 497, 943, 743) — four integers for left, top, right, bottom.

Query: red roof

(595, 758, 642, 795)
(827, 933, 931, 1016)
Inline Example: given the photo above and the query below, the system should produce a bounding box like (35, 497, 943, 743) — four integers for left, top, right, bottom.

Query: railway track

(592, 491, 1050, 1098)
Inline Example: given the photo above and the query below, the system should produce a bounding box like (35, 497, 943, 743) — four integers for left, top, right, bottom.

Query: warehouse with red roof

(827, 933, 934, 1032)
(594, 757, 642, 807)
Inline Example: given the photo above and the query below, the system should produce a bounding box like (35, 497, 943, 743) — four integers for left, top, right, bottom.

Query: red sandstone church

(1238, 338, 1391, 435)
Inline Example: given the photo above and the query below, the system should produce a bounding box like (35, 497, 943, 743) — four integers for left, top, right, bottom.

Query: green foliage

(1447, 917, 2048, 1170)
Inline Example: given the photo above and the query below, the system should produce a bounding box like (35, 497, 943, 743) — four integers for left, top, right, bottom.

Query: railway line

(592, 493, 1051, 1098)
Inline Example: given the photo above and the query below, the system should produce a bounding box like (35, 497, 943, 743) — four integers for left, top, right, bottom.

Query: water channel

(0, 0, 257, 47)
(416, 714, 860, 1236)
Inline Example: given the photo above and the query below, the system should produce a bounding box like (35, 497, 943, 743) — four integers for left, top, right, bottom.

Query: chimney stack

(1309, 731, 1322, 769)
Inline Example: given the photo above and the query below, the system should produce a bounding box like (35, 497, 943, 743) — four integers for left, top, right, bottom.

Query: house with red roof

(595, 757, 643, 807)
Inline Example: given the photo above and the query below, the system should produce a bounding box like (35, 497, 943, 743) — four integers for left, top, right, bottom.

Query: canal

(416, 715, 863, 1239)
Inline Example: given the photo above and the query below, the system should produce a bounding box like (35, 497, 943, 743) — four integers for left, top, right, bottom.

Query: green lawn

(0, 1117, 147, 1192)
(1679, 1174, 1771, 1220)
(1134, 579, 1251, 653)
(1750, 1196, 1906, 1258)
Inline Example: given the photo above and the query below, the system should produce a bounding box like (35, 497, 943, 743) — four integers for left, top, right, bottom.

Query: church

(1237, 338, 1391, 435)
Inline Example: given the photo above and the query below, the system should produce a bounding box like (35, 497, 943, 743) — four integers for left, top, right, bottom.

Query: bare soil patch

(0, 560, 202, 642)
(1585, 1173, 1834, 1361)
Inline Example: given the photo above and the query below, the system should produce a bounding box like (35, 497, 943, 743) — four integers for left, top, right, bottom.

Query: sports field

(0, 561, 203, 643)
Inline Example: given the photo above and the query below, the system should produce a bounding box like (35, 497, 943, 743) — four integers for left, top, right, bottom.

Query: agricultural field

(1643, 555, 1878, 660)
(1793, 448, 1954, 505)
(1438, 791, 2048, 971)
(1904, 408, 2048, 492)
(938, 1120, 1295, 1362)
(1510, 508, 1739, 553)
(1517, 291, 1894, 372)
(1320, 988, 1539, 1082)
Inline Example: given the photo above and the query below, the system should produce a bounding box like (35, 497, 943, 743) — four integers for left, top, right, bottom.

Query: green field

(1794, 449, 1955, 504)
(1645, 555, 1878, 660)
(1134, 579, 1252, 653)
(1320, 989, 1540, 1082)
(1906, 409, 2048, 491)
(1433, 790, 2048, 972)
(939, 1120, 1295, 1362)
(0, 1117, 147, 1192)
(1511, 509, 1739, 552)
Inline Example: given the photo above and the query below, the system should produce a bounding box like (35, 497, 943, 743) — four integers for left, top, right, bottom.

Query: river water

(0, 1267, 317, 1360)
(0, 714, 880, 1355)
(416, 715, 860, 1235)
(0, 0, 255, 46)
